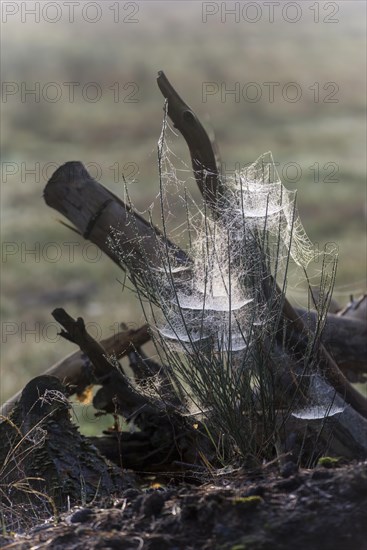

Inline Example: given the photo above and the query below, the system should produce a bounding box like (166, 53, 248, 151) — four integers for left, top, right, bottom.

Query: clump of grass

(0, 414, 59, 534)
(317, 456, 342, 468)
(111, 115, 338, 466)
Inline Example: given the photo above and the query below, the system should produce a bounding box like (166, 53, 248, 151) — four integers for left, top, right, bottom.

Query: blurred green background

(1, 1, 366, 422)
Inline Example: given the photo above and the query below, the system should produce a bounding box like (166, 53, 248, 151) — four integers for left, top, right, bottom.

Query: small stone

(141, 491, 165, 517)
(70, 508, 94, 524)
(280, 461, 298, 478)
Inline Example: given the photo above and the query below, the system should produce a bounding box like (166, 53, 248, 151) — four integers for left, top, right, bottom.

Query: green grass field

(1, 2, 366, 417)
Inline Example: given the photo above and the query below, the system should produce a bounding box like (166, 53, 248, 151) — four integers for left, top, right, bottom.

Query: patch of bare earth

(2, 461, 366, 550)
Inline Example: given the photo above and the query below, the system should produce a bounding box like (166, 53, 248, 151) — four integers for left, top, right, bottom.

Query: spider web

(152, 119, 328, 358)
(111, 111, 340, 458)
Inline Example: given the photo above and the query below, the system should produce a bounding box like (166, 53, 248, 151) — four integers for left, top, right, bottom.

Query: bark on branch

(157, 70, 225, 208)
(44, 161, 188, 278)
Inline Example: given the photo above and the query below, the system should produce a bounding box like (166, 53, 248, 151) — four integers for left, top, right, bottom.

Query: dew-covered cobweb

(111, 109, 340, 451)
(150, 116, 327, 360)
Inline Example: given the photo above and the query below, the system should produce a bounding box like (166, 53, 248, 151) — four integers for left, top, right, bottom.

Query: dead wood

(0, 324, 150, 417)
(44, 161, 189, 290)
(50, 308, 211, 469)
(284, 372, 367, 462)
(0, 375, 132, 523)
(43, 156, 367, 417)
(51, 308, 167, 417)
(89, 431, 207, 473)
(279, 407, 367, 464)
(0, 311, 212, 473)
(39, 71, 367, 468)
(295, 308, 367, 382)
(157, 70, 225, 208)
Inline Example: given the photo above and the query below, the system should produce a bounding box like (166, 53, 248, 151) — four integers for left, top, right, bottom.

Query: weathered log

(280, 375, 367, 463)
(268, 256, 367, 418)
(44, 160, 189, 296)
(1, 311, 213, 474)
(89, 431, 206, 473)
(295, 308, 367, 382)
(0, 375, 133, 526)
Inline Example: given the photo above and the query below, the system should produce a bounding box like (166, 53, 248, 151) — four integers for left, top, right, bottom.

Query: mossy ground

(2, 461, 366, 550)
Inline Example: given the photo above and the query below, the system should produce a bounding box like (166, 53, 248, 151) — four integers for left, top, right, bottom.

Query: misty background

(1, 1, 366, 413)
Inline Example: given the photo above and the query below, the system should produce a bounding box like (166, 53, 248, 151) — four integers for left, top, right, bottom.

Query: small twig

(52, 308, 115, 377)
